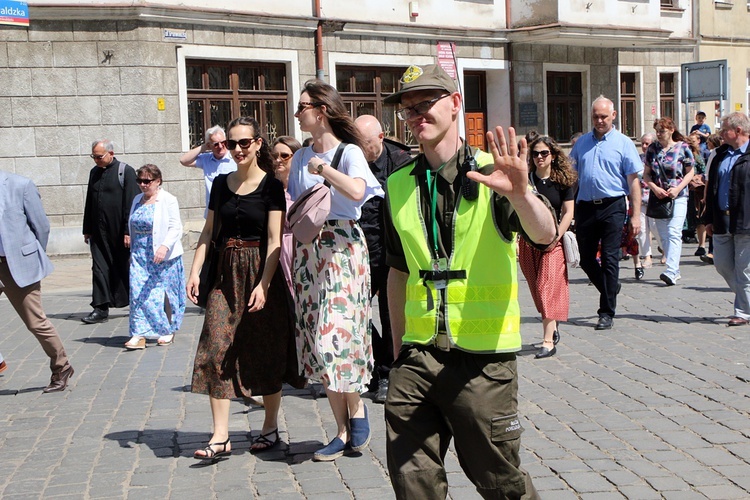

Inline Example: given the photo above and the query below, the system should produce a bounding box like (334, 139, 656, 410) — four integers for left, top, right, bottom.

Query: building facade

(0, 0, 700, 253)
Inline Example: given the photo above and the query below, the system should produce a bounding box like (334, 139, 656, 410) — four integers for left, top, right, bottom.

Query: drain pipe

(314, 0, 325, 80)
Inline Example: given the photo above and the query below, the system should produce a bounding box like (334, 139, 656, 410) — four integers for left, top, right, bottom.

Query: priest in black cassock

(81, 139, 139, 324)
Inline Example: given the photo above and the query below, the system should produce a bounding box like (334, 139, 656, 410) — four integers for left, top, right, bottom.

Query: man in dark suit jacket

(704, 112, 750, 326)
(355, 115, 413, 403)
(0, 171, 74, 392)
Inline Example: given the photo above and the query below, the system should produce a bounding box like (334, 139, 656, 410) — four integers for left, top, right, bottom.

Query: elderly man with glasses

(82, 139, 140, 324)
(179, 125, 237, 218)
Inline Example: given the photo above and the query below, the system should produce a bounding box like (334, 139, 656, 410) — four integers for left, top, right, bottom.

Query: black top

(530, 172, 575, 222)
(360, 139, 413, 267)
(209, 173, 286, 242)
(83, 158, 140, 241)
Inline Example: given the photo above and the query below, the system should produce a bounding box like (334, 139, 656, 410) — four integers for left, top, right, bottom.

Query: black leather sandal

(193, 437, 231, 460)
(250, 429, 279, 453)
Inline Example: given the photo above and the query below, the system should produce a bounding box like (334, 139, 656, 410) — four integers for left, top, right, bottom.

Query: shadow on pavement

(74, 336, 130, 347)
(104, 429, 325, 464)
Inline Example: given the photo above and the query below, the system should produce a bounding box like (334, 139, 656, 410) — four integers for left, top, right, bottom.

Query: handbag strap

(323, 142, 347, 188)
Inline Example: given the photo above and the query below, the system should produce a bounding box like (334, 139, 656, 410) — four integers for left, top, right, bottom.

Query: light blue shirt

(288, 144, 384, 221)
(194, 151, 237, 218)
(717, 141, 750, 211)
(569, 128, 643, 202)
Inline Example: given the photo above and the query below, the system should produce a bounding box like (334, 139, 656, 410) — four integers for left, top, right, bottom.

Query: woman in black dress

(187, 117, 304, 460)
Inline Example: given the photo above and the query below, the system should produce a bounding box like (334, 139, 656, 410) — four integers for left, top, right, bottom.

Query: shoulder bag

(561, 231, 580, 268)
(287, 143, 346, 244)
(645, 156, 674, 219)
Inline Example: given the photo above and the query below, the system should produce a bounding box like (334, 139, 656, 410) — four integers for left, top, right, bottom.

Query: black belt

(419, 269, 467, 313)
(578, 195, 624, 205)
(419, 269, 467, 281)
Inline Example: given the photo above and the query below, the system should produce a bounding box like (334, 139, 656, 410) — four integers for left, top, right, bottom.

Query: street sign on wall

(0, 0, 28, 27)
(437, 41, 457, 79)
(681, 60, 727, 103)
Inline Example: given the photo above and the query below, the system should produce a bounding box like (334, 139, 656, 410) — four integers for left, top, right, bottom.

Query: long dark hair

(528, 136, 577, 188)
(226, 116, 275, 174)
(302, 80, 364, 149)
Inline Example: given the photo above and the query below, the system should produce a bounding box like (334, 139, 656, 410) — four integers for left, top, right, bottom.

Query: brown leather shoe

(43, 365, 74, 393)
(0, 360, 7, 374)
(728, 317, 749, 327)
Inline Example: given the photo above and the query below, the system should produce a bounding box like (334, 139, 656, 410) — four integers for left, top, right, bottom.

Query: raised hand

(466, 126, 529, 201)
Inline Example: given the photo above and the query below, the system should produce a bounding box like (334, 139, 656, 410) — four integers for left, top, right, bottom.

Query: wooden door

(465, 112, 486, 150)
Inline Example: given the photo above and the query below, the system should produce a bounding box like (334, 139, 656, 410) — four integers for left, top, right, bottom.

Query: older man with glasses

(179, 125, 237, 218)
(82, 139, 140, 324)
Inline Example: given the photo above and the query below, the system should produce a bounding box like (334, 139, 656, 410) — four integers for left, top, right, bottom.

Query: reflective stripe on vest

(386, 151, 521, 353)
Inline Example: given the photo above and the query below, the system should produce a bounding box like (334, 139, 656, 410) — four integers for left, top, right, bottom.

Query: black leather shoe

(635, 267, 644, 280)
(535, 345, 557, 359)
(82, 310, 108, 324)
(595, 315, 614, 330)
(43, 365, 74, 393)
(552, 330, 560, 345)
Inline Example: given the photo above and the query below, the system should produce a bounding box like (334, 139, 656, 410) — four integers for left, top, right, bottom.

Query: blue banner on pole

(0, 0, 29, 27)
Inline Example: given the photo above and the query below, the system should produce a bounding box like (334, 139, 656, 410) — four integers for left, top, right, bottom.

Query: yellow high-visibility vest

(386, 151, 521, 353)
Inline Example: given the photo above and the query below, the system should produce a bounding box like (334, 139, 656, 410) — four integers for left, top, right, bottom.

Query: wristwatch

(316, 162, 326, 175)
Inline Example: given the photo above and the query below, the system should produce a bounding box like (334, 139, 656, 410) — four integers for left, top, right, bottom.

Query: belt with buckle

(433, 333, 451, 351)
(580, 195, 623, 205)
(224, 238, 260, 248)
(722, 210, 731, 216)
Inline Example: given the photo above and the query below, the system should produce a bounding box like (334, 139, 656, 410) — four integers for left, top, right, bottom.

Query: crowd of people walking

(4, 58, 750, 499)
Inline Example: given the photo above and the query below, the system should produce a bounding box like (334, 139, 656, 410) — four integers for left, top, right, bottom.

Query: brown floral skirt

(191, 244, 305, 399)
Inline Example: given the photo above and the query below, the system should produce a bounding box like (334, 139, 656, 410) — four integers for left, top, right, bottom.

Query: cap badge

(400, 65, 424, 84)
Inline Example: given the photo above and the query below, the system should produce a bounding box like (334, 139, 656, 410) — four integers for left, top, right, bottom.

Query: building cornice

(508, 22, 696, 48)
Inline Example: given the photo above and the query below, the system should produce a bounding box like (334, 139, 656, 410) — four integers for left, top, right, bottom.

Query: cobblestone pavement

(1, 246, 749, 499)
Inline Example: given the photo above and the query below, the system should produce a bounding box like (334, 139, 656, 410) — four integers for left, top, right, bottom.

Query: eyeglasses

(136, 178, 155, 185)
(396, 94, 450, 121)
(296, 101, 322, 114)
(272, 152, 293, 161)
(89, 154, 108, 160)
(226, 137, 259, 150)
(531, 150, 551, 159)
(211, 141, 227, 148)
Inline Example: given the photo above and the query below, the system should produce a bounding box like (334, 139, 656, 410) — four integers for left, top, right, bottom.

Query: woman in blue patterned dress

(644, 118, 695, 286)
(125, 164, 186, 349)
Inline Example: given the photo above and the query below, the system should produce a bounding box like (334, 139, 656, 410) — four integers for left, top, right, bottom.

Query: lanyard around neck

(424, 164, 445, 255)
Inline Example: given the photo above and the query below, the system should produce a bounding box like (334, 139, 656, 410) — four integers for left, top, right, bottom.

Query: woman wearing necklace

(125, 164, 186, 349)
(644, 117, 695, 286)
(519, 137, 577, 359)
(187, 117, 304, 460)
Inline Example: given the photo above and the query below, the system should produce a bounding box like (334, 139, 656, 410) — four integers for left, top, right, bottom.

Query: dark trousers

(385, 345, 539, 500)
(370, 264, 393, 383)
(90, 237, 130, 310)
(575, 196, 627, 318)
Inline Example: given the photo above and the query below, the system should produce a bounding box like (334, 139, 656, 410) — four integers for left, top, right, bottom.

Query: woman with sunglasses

(289, 81, 383, 461)
(271, 135, 302, 293)
(519, 137, 577, 359)
(125, 164, 186, 349)
(187, 117, 304, 460)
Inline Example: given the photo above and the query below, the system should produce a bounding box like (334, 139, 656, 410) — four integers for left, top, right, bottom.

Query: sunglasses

(272, 152, 293, 161)
(296, 101, 322, 114)
(136, 178, 155, 185)
(226, 137, 259, 150)
(211, 141, 227, 148)
(396, 94, 450, 121)
(90, 154, 108, 160)
(531, 150, 551, 159)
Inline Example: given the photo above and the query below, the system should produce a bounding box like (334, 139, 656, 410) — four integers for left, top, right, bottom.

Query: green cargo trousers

(385, 345, 539, 500)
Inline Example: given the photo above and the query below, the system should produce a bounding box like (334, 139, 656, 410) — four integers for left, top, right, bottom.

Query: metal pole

(719, 64, 725, 119)
(685, 68, 690, 135)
